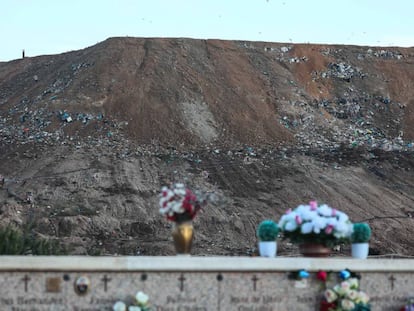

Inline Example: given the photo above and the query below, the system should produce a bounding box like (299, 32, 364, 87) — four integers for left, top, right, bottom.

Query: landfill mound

(0, 37, 413, 256)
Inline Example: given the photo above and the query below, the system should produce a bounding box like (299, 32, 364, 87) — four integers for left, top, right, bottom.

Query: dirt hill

(0, 37, 413, 256)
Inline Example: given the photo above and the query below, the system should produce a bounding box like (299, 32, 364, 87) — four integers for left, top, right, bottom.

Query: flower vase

(352, 243, 369, 259)
(299, 243, 331, 257)
(172, 221, 194, 255)
(258, 241, 277, 257)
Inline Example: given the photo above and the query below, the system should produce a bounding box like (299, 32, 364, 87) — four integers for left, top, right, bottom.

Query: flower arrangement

(159, 183, 210, 223)
(113, 291, 151, 311)
(321, 278, 370, 311)
(278, 201, 353, 247)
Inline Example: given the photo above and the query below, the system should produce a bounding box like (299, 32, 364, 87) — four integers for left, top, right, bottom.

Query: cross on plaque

(178, 274, 186, 292)
(22, 275, 31, 292)
(389, 275, 396, 290)
(251, 275, 259, 291)
(101, 275, 111, 292)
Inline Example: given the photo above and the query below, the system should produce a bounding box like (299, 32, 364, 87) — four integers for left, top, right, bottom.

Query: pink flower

(295, 215, 302, 225)
(285, 208, 292, 214)
(309, 200, 318, 210)
(332, 209, 337, 216)
(325, 224, 334, 234)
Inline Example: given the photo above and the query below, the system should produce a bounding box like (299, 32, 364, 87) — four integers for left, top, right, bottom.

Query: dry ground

(0, 38, 413, 256)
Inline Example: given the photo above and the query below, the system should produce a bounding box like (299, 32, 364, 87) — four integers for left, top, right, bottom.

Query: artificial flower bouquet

(113, 291, 151, 311)
(321, 278, 370, 311)
(159, 183, 210, 223)
(278, 200, 353, 247)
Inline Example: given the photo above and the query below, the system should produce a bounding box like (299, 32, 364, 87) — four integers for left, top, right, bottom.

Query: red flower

(316, 270, 328, 282)
(320, 300, 336, 311)
(159, 184, 210, 222)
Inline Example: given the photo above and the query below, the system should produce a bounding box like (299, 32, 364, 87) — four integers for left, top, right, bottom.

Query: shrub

(257, 220, 279, 241)
(351, 223, 371, 243)
(0, 225, 65, 255)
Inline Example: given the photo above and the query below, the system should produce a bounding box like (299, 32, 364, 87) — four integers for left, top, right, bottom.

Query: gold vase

(172, 221, 194, 255)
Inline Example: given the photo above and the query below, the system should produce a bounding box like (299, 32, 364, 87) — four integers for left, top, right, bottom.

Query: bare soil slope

(0, 38, 413, 256)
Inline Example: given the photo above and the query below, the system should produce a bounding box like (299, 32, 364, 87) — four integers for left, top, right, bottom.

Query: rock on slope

(0, 37, 413, 256)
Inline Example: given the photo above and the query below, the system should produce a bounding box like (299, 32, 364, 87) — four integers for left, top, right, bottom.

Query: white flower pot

(258, 241, 277, 257)
(351, 243, 369, 259)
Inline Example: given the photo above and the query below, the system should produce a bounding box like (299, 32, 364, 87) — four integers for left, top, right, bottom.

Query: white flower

(278, 214, 289, 228)
(341, 299, 355, 310)
(113, 301, 127, 311)
(327, 217, 338, 227)
(318, 204, 333, 217)
(175, 189, 186, 196)
(347, 289, 359, 300)
(311, 216, 327, 234)
(285, 211, 298, 221)
(334, 221, 353, 238)
(301, 222, 313, 234)
(172, 202, 184, 213)
(159, 198, 166, 207)
(136, 291, 149, 305)
(295, 204, 309, 214)
(334, 280, 351, 296)
(356, 291, 370, 304)
(173, 183, 186, 195)
(285, 220, 298, 231)
(337, 211, 349, 222)
(348, 278, 359, 289)
(128, 307, 141, 311)
(301, 209, 317, 221)
(324, 289, 338, 303)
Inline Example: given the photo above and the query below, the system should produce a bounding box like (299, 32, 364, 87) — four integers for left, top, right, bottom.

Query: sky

(1, 0, 413, 61)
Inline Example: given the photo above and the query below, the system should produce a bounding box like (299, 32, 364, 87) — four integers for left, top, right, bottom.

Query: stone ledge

(0, 256, 413, 272)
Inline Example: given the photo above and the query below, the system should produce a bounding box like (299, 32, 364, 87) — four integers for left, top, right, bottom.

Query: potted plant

(278, 200, 353, 257)
(320, 277, 371, 311)
(350, 223, 371, 259)
(159, 183, 211, 255)
(256, 220, 279, 257)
